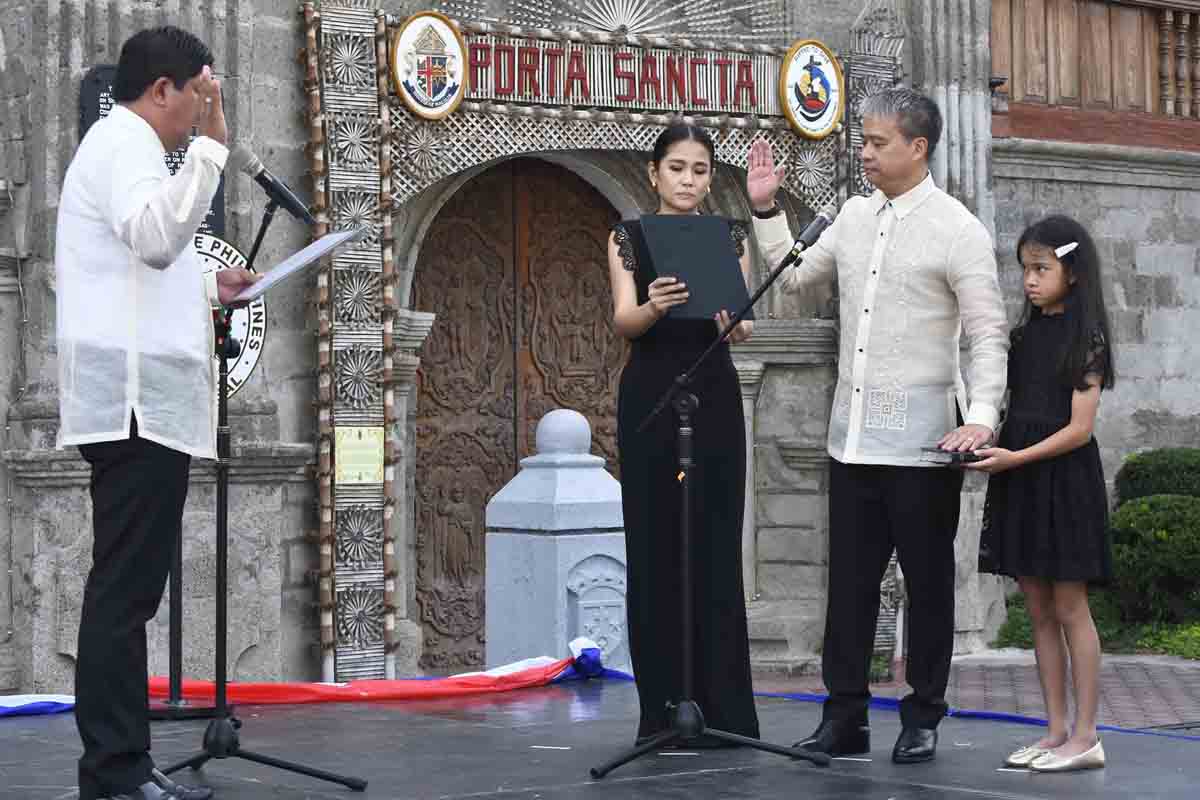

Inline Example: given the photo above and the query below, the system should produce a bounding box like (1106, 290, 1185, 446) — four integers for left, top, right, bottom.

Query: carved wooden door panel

(515, 160, 626, 465)
(413, 159, 624, 670)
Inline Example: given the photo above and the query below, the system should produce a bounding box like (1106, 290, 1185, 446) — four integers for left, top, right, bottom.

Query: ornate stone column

(732, 359, 765, 602)
(387, 309, 434, 677)
(908, 0, 995, 229)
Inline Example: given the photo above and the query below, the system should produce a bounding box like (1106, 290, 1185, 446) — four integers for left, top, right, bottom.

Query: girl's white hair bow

(1054, 242, 1078, 258)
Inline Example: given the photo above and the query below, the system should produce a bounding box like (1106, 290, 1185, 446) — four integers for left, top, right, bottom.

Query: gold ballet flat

(1004, 743, 1050, 767)
(1030, 740, 1105, 772)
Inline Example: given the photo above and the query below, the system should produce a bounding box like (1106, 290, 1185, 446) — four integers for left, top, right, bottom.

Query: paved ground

(6, 681, 1199, 800)
(754, 649, 1200, 732)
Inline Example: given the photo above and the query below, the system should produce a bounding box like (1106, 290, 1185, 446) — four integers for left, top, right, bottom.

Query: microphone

(783, 204, 837, 263)
(227, 144, 317, 227)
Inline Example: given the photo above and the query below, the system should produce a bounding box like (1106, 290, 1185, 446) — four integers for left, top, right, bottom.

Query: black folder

(639, 214, 754, 320)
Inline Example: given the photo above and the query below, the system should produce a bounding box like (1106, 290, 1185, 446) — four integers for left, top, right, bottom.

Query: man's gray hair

(860, 87, 943, 159)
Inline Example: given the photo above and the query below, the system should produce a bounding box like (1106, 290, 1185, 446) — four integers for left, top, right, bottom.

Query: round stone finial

(535, 409, 592, 455)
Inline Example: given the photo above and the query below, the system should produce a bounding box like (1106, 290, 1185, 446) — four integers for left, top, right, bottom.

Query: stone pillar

(732, 359, 765, 602)
(388, 309, 434, 677)
(0, 180, 27, 692)
(484, 409, 628, 672)
(908, 0, 995, 230)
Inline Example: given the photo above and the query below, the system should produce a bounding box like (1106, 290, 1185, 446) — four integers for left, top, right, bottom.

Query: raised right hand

(747, 138, 786, 212)
(196, 65, 228, 146)
(646, 276, 688, 318)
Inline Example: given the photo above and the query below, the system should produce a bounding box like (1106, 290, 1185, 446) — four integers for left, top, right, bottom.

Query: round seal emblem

(390, 11, 468, 121)
(194, 233, 267, 397)
(779, 40, 845, 140)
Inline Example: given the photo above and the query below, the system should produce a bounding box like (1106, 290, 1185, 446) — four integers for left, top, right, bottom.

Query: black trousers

(821, 457, 963, 730)
(75, 421, 191, 800)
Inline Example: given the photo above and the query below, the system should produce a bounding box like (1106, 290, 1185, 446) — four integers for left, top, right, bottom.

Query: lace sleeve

(729, 220, 750, 258)
(612, 223, 637, 271)
(1084, 328, 1110, 384)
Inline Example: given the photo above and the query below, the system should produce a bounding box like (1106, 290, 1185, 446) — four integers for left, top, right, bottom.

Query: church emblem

(779, 39, 844, 140)
(194, 233, 267, 397)
(390, 12, 468, 120)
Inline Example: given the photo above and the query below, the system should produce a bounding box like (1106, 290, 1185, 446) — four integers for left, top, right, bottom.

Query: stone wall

(993, 138, 1200, 483)
(0, 0, 322, 692)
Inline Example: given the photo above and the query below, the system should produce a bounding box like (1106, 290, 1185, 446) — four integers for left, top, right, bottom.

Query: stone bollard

(485, 409, 629, 672)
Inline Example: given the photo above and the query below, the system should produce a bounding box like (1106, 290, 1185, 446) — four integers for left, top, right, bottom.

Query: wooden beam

(994, 100, 1200, 150)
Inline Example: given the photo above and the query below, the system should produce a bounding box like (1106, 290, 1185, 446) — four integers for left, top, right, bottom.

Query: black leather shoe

(892, 727, 938, 763)
(151, 769, 213, 800)
(792, 720, 870, 756)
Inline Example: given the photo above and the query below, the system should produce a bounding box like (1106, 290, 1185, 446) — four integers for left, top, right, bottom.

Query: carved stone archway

(304, 0, 903, 680)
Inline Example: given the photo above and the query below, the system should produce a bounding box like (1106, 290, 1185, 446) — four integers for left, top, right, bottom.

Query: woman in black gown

(606, 124, 759, 744)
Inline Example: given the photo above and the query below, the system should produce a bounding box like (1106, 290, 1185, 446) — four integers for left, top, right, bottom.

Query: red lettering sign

(614, 51, 636, 102)
(544, 48, 564, 98)
(457, 37, 772, 114)
(494, 44, 515, 96)
(665, 56, 686, 105)
(735, 60, 757, 107)
(565, 48, 590, 100)
(714, 58, 732, 106)
(639, 54, 661, 103)
(690, 57, 708, 107)
(518, 46, 540, 96)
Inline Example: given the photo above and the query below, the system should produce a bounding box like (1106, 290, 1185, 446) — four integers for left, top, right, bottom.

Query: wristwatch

(751, 204, 782, 219)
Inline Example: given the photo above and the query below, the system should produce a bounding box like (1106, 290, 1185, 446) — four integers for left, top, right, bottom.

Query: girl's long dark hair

(1015, 215, 1115, 390)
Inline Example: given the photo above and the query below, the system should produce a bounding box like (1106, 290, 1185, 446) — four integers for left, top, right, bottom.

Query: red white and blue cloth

(0, 638, 629, 718)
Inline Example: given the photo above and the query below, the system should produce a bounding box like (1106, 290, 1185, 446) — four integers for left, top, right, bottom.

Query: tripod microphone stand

(161, 200, 368, 792)
(590, 209, 836, 780)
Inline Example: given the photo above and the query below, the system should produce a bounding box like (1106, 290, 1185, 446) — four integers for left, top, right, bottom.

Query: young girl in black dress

(605, 123, 759, 745)
(968, 215, 1115, 772)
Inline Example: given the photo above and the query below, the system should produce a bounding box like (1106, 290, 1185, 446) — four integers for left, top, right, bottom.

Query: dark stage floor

(2, 681, 1195, 799)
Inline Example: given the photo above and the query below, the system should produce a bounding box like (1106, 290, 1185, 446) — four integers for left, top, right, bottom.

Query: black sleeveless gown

(612, 218, 760, 742)
(979, 309, 1113, 583)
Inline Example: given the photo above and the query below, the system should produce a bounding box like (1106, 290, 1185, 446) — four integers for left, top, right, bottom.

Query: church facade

(1, 0, 1197, 691)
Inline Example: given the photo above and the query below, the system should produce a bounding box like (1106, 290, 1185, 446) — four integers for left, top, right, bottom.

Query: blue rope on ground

(754, 690, 1200, 743)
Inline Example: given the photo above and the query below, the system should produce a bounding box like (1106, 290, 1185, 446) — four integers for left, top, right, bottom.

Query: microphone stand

(161, 200, 368, 792)
(590, 229, 832, 779)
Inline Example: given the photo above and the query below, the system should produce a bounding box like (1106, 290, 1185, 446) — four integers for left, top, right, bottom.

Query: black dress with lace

(979, 309, 1113, 583)
(612, 218, 760, 741)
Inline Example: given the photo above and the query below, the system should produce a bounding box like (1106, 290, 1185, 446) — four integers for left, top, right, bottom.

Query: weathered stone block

(757, 563, 826, 601)
(757, 492, 826, 529)
(757, 527, 827, 565)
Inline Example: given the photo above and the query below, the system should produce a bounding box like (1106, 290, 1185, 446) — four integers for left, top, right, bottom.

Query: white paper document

(232, 227, 368, 303)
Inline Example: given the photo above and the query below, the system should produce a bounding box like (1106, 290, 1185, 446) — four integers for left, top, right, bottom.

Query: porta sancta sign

(389, 10, 843, 138)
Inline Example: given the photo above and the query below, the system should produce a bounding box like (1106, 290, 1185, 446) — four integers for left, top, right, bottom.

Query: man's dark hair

(113, 26, 213, 103)
(860, 87, 943, 159)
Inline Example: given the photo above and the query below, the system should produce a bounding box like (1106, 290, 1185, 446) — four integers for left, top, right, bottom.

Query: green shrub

(994, 593, 1034, 649)
(1110, 495, 1200, 623)
(1137, 623, 1200, 661)
(1114, 448, 1200, 506)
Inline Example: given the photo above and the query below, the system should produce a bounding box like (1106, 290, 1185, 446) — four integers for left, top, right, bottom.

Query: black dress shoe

(151, 769, 213, 800)
(892, 727, 937, 763)
(792, 720, 870, 756)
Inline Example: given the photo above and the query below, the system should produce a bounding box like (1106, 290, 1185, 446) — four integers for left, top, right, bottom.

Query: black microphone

(227, 144, 317, 227)
(783, 204, 837, 263)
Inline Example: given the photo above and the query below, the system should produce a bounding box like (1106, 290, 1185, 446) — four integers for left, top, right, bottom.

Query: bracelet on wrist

(751, 204, 782, 219)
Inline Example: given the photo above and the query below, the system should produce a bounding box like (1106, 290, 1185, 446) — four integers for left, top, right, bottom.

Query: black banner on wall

(79, 65, 225, 237)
